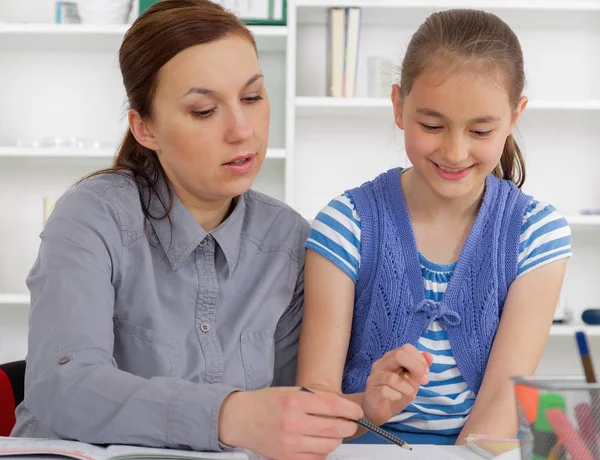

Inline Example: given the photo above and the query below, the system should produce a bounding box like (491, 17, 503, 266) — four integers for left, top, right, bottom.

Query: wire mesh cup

(512, 376, 600, 460)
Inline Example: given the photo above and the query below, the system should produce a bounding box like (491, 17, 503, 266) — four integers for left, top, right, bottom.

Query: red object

(546, 408, 595, 460)
(0, 360, 26, 436)
(0, 368, 17, 436)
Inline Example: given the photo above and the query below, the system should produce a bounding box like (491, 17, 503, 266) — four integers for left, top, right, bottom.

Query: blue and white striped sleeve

(517, 200, 572, 278)
(304, 193, 362, 283)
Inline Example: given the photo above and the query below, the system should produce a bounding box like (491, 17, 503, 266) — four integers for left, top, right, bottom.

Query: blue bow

(412, 299, 461, 329)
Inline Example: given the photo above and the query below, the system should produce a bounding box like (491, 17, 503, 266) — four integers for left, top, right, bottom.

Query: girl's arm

(456, 258, 568, 444)
(296, 249, 356, 394)
(297, 250, 430, 436)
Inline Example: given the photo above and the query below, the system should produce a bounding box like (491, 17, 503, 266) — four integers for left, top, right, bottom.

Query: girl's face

(132, 35, 270, 205)
(393, 67, 526, 201)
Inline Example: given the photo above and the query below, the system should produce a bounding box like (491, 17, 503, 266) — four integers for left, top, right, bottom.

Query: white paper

(0, 437, 105, 460)
(493, 448, 521, 460)
(106, 444, 248, 459)
(327, 444, 466, 460)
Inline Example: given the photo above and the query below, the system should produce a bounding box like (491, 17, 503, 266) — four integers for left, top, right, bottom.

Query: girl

(297, 9, 571, 446)
(11, 1, 362, 459)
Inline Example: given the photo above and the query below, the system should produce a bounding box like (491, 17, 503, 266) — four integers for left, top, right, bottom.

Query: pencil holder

(512, 376, 600, 460)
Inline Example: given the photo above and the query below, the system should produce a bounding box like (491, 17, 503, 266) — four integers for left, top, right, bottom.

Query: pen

(299, 386, 412, 450)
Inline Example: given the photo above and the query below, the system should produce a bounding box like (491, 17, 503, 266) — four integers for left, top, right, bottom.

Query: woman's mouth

(222, 154, 255, 175)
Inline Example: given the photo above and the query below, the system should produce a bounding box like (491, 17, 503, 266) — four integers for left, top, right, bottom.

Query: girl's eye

(243, 95, 263, 103)
(472, 130, 492, 137)
(420, 123, 443, 132)
(191, 108, 216, 118)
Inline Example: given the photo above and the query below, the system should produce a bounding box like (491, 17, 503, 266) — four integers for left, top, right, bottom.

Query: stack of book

(326, 7, 362, 98)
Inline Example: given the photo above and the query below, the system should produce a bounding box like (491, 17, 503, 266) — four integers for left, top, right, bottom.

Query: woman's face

(135, 34, 270, 205)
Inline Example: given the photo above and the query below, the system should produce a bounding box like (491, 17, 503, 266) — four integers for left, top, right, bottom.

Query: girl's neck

(401, 168, 484, 224)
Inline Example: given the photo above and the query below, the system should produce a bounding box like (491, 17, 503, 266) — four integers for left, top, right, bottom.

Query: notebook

(0, 437, 248, 460)
(326, 443, 465, 459)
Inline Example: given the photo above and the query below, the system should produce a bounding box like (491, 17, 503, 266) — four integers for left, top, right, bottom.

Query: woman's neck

(173, 184, 235, 232)
(401, 168, 484, 224)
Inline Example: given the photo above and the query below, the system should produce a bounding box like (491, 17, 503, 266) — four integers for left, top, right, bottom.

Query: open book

(0, 437, 248, 460)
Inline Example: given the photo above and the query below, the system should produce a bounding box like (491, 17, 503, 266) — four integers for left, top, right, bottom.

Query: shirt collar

(146, 175, 245, 274)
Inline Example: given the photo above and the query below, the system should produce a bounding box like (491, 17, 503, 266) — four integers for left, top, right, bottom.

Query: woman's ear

(391, 84, 404, 130)
(128, 109, 160, 152)
(510, 96, 528, 132)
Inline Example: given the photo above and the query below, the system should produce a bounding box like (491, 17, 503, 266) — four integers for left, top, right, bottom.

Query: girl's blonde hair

(400, 9, 526, 188)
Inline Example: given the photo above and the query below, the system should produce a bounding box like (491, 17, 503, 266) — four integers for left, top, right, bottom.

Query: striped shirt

(305, 193, 572, 437)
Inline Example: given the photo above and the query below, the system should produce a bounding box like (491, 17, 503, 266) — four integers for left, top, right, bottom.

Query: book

(465, 434, 520, 459)
(0, 437, 248, 460)
(342, 8, 361, 98)
(326, 8, 346, 98)
(139, 1, 286, 26)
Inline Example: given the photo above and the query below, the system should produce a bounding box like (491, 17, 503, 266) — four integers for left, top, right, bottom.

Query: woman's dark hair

(83, 0, 256, 219)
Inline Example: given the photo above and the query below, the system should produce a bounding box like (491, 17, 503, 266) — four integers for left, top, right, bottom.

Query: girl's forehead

(406, 67, 513, 119)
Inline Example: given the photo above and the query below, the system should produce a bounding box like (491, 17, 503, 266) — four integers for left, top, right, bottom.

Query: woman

(11, 1, 362, 459)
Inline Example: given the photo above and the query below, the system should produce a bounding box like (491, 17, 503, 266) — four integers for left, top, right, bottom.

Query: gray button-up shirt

(11, 172, 309, 452)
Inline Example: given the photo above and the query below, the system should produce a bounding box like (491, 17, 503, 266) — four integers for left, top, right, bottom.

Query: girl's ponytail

(495, 134, 526, 189)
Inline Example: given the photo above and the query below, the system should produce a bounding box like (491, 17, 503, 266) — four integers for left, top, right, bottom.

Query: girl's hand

(219, 387, 363, 460)
(363, 344, 433, 426)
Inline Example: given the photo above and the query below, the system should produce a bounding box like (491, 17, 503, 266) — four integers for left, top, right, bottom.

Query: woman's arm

(456, 258, 568, 444)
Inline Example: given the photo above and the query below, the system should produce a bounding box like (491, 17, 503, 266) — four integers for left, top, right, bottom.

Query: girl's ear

(392, 84, 404, 130)
(510, 96, 528, 132)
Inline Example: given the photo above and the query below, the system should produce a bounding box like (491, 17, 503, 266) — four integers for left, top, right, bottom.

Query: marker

(547, 408, 594, 460)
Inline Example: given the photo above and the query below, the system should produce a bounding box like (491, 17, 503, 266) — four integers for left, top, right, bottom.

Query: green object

(139, 0, 159, 15)
(139, 0, 286, 25)
(534, 393, 566, 432)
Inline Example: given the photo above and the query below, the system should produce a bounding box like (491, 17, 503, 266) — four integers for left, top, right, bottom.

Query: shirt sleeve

(272, 218, 309, 386)
(304, 193, 362, 283)
(517, 200, 572, 278)
(24, 184, 237, 452)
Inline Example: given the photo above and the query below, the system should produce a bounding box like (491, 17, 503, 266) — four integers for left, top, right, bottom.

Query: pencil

(576, 331, 597, 383)
(299, 386, 412, 450)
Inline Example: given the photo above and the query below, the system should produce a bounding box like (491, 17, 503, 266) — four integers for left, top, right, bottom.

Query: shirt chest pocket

(113, 317, 177, 379)
(240, 327, 276, 391)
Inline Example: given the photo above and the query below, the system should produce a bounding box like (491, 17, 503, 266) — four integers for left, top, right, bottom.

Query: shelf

(296, 97, 600, 116)
(296, 0, 600, 10)
(550, 325, 600, 337)
(0, 294, 29, 306)
(0, 23, 288, 53)
(0, 147, 286, 160)
(297, 2, 600, 26)
(566, 215, 600, 226)
(0, 147, 116, 158)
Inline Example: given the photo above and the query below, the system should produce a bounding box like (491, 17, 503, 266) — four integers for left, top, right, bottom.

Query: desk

(246, 445, 484, 459)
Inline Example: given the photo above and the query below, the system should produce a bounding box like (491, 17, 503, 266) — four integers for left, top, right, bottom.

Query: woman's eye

(243, 95, 264, 103)
(420, 123, 443, 132)
(191, 108, 216, 118)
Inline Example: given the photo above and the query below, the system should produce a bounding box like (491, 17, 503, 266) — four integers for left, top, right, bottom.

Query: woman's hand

(218, 387, 363, 460)
(363, 344, 433, 426)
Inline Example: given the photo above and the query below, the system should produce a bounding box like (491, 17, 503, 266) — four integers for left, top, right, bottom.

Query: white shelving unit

(1, 1, 600, 372)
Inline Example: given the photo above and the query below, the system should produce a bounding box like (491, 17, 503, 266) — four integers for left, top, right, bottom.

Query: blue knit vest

(343, 168, 532, 395)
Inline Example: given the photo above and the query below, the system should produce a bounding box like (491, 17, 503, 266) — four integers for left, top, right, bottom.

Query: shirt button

(198, 239, 207, 247)
(57, 356, 70, 365)
(200, 323, 210, 333)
